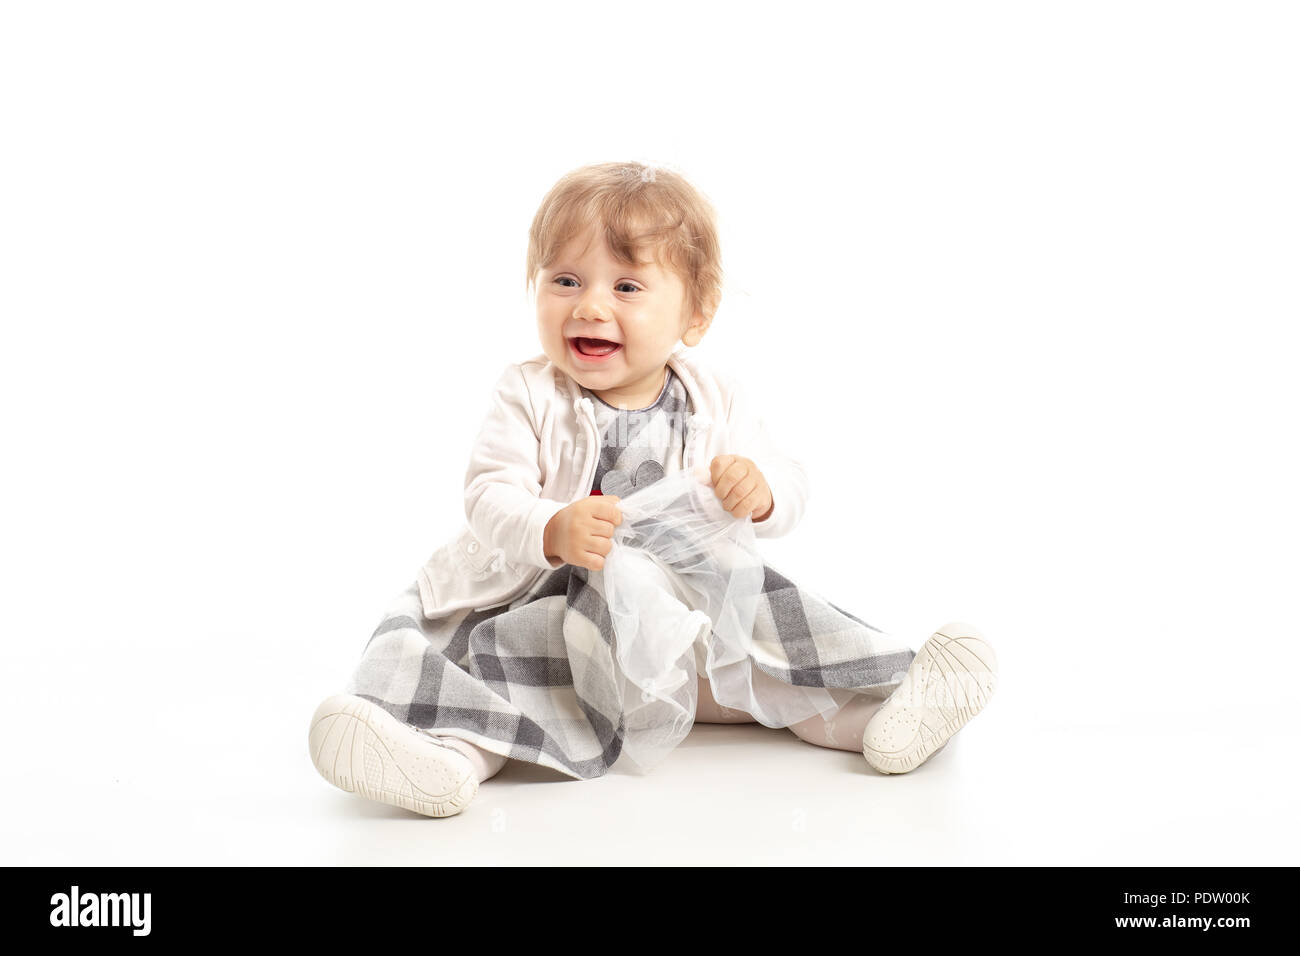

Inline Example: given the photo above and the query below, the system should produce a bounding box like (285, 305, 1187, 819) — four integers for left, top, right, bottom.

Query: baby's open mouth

(570, 337, 622, 357)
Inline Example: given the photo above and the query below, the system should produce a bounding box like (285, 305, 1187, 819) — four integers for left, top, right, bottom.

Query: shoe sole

(862, 623, 997, 775)
(308, 694, 478, 817)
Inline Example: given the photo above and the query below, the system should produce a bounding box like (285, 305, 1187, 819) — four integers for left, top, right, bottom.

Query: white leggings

(447, 676, 883, 783)
(692, 676, 885, 751)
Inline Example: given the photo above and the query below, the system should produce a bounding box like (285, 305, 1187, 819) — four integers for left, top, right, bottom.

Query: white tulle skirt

(602, 467, 908, 772)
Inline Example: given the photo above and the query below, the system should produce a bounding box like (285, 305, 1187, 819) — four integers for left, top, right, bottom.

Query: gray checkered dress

(344, 369, 915, 779)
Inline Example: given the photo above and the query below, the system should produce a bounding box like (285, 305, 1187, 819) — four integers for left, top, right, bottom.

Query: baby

(309, 161, 998, 817)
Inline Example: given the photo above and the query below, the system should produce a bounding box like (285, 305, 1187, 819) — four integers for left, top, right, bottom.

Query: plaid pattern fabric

(344, 370, 915, 779)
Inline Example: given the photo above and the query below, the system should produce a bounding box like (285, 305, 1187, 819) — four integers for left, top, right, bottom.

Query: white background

(2, 1, 1297, 865)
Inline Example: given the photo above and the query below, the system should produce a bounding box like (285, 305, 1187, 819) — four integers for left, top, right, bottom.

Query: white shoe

(309, 694, 478, 817)
(862, 622, 997, 775)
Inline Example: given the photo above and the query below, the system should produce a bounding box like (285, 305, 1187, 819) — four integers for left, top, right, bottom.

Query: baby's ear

(681, 310, 711, 347)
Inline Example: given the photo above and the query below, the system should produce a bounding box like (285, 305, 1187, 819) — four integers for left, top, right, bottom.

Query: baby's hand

(709, 455, 774, 522)
(543, 495, 623, 571)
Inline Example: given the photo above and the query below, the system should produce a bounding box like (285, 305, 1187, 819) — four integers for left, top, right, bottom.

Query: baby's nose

(574, 292, 613, 320)
(576, 306, 613, 324)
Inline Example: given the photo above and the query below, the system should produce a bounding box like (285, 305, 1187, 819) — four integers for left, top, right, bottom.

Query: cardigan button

(467, 541, 480, 555)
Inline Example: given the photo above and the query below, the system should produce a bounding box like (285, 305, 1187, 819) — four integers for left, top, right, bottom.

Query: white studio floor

(6, 675, 1293, 866)
(6, 525, 1298, 868)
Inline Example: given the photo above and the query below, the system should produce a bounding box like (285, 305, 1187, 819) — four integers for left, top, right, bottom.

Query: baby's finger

(709, 455, 737, 485)
(735, 489, 765, 518)
(588, 513, 619, 534)
(595, 496, 623, 525)
(722, 475, 759, 512)
(713, 462, 747, 500)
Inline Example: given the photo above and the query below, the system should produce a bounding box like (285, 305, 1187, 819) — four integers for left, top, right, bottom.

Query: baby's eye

(554, 276, 578, 288)
(616, 282, 640, 293)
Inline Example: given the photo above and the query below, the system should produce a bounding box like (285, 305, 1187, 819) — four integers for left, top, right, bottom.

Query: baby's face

(535, 228, 703, 409)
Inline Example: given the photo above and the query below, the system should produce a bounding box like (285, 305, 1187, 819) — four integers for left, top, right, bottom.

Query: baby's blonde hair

(526, 161, 724, 323)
